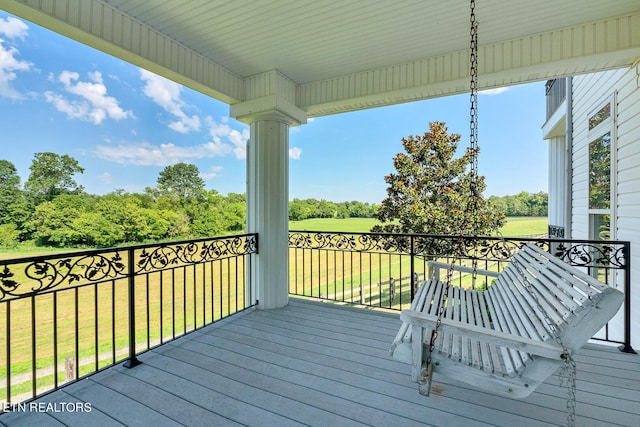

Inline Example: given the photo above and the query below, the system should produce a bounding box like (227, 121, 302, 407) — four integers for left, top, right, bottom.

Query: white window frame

(586, 94, 616, 243)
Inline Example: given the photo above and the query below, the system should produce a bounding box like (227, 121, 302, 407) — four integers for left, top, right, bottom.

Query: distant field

(497, 217, 548, 237)
(0, 244, 73, 260)
(290, 216, 548, 236)
(289, 218, 381, 233)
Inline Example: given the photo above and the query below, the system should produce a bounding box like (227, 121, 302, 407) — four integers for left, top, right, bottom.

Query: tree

(373, 121, 504, 235)
(24, 152, 84, 203)
(156, 163, 205, 201)
(0, 160, 30, 231)
(28, 194, 88, 246)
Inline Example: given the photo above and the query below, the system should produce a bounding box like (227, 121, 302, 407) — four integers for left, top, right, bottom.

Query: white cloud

(44, 91, 90, 120)
(94, 140, 231, 166)
(289, 147, 302, 160)
(205, 116, 249, 160)
(480, 87, 509, 95)
(0, 17, 29, 39)
(229, 129, 250, 159)
(139, 68, 200, 133)
(0, 17, 32, 100)
(45, 70, 134, 124)
(200, 166, 224, 180)
(0, 39, 32, 99)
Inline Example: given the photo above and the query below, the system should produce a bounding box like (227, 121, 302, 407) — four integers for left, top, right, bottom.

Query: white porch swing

(389, 0, 625, 420)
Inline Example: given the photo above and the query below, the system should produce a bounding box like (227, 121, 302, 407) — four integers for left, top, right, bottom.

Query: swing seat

(389, 243, 624, 398)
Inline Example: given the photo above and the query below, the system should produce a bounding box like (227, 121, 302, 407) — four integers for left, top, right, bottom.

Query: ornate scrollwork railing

(0, 233, 258, 301)
(0, 250, 127, 301)
(136, 234, 258, 273)
(552, 242, 625, 268)
(288, 231, 406, 254)
(548, 224, 565, 238)
(289, 231, 627, 269)
(0, 233, 259, 407)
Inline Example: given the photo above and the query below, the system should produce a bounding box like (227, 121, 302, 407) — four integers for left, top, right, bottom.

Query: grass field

(497, 217, 548, 237)
(290, 216, 548, 236)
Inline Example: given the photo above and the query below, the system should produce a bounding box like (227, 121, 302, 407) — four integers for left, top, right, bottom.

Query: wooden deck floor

(1, 298, 639, 426)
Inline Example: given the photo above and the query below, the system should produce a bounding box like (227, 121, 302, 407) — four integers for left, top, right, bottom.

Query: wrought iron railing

(288, 231, 633, 353)
(0, 233, 258, 408)
(548, 224, 565, 238)
(545, 78, 567, 119)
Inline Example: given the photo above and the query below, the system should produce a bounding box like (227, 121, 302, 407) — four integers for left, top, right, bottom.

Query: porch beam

(299, 11, 640, 117)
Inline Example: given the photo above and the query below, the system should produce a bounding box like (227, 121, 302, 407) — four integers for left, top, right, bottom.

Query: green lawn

(0, 244, 77, 260)
(290, 216, 548, 236)
(290, 217, 382, 233)
(497, 217, 548, 237)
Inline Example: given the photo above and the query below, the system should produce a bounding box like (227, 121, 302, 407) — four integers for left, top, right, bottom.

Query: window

(588, 103, 610, 130)
(588, 132, 611, 210)
(587, 97, 615, 282)
(587, 98, 614, 241)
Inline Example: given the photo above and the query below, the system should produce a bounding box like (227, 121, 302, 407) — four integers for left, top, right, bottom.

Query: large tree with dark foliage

(373, 121, 504, 235)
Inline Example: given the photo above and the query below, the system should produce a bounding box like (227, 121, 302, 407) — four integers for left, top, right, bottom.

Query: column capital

(230, 94, 307, 126)
(230, 69, 307, 126)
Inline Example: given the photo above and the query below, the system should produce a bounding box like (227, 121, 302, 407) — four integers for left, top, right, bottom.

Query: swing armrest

(400, 310, 565, 360)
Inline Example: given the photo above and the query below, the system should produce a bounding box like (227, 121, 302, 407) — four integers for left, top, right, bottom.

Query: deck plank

(146, 347, 367, 427)
(188, 321, 548, 426)
(1, 298, 638, 427)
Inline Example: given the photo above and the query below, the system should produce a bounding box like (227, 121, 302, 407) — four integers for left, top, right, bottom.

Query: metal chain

(469, 0, 479, 289)
(559, 353, 577, 427)
(514, 262, 577, 426)
(469, 0, 479, 204)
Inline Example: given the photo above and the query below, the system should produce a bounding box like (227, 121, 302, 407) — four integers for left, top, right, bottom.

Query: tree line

(488, 191, 548, 217)
(0, 147, 548, 249)
(289, 199, 377, 221)
(0, 154, 245, 248)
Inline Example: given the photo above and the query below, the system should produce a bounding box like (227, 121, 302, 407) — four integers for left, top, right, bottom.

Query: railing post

(619, 242, 636, 354)
(410, 235, 415, 302)
(124, 247, 141, 368)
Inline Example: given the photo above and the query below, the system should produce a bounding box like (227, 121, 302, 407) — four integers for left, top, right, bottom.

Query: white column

(230, 70, 306, 309)
(246, 114, 291, 309)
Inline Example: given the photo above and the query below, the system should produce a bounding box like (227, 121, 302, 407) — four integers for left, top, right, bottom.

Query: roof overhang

(3, 0, 640, 121)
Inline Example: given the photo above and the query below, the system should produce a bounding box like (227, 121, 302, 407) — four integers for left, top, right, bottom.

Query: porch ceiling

(3, 0, 640, 118)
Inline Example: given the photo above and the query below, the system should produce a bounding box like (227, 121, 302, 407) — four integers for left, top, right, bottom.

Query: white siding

(571, 64, 640, 349)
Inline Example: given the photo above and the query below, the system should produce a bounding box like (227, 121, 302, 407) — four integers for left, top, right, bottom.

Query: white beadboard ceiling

(4, 0, 640, 117)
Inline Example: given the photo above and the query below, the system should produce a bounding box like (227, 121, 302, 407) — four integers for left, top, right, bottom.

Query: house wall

(571, 64, 640, 349)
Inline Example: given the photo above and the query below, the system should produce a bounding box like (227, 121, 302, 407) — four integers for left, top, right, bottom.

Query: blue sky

(0, 12, 548, 204)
